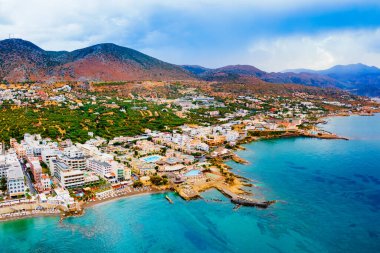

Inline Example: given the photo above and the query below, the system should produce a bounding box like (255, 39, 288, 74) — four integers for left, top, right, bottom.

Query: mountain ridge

(1, 39, 380, 97)
(285, 63, 380, 75)
(185, 63, 380, 97)
(0, 38, 194, 82)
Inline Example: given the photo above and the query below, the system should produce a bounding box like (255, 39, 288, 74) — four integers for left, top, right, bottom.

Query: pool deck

(141, 155, 162, 163)
(185, 170, 200, 177)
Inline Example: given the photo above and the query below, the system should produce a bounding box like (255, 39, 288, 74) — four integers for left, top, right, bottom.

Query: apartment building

(54, 161, 84, 188)
(87, 159, 112, 177)
(27, 156, 42, 183)
(0, 153, 26, 197)
(7, 166, 26, 197)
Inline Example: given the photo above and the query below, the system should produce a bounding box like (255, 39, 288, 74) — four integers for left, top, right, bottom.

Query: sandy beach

(82, 189, 168, 209)
(0, 210, 61, 223)
(0, 188, 169, 223)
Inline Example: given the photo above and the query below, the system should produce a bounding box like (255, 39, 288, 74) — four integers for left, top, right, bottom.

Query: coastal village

(0, 82, 379, 221)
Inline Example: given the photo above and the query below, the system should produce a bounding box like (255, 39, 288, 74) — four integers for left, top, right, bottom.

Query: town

(0, 81, 379, 220)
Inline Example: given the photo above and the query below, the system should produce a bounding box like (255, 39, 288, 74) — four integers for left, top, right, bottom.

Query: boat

(165, 195, 173, 204)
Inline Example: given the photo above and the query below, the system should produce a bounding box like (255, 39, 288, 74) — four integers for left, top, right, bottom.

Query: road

(20, 160, 37, 195)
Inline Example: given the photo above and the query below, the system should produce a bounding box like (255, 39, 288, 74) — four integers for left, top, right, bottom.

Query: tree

(40, 161, 51, 176)
(133, 180, 143, 188)
(0, 177, 7, 191)
(150, 175, 168, 186)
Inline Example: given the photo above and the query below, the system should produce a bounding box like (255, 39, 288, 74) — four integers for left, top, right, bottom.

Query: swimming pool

(185, 169, 200, 177)
(141, 155, 162, 163)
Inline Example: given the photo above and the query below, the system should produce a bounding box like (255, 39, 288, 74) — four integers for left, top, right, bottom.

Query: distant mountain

(1, 39, 379, 97)
(284, 63, 380, 97)
(283, 68, 318, 74)
(0, 39, 194, 82)
(187, 63, 380, 97)
(193, 64, 343, 87)
(185, 65, 265, 83)
(181, 65, 210, 75)
(202, 65, 264, 78)
(287, 63, 380, 76)
(208, 65, 266, 77)
(319, 63, 380, 76)
(261, 72, 346, 89)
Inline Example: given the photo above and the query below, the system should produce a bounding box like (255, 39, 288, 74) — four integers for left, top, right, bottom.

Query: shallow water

(1, 114, 379, 253)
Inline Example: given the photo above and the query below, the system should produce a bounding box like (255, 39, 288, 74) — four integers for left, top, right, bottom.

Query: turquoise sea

(1, 115, 379, 253)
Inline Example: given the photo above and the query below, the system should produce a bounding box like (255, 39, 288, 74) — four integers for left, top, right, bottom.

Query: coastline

(0, 211, 61, 223)
(320, 111, 380, 122)
(1, 113, 375, 223)
(0, 135, 346, 223)
(1, 113, 379, 252)
(0, 190, 168, 223)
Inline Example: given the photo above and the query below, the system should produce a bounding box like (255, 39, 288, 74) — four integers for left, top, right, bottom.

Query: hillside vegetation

(0, 100, 185, 143)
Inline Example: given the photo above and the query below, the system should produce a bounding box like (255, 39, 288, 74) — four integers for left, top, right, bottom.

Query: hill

(2, 39, 379, 97)
(0, 39, 194, 82)
(187, 63, 380, 97)
(284, 63, 380, 97)
(181, 65, 210, 75)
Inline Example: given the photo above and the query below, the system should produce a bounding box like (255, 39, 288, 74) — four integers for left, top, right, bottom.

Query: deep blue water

(0, 115, 379, 253)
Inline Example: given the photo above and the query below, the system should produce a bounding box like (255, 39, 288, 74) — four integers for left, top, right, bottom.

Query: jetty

(231, 197, 275, 208)
(231, 154, 249, 164)
(165, 195, 174, 204)
(302, 132, 349, 140)
(220, 188, 275, 209)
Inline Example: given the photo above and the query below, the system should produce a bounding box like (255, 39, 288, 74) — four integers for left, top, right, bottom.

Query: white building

(48, 188, 75, 206)
(7, 167, 25, 197)
(54, 161, 84, 188)
(0, 156, 10, 179)
(196, 143, 209, 152)
(87, 159, 112, 177)
(48, 157, 58, 176)
(111, 161, 131, 181)
(2, 153, 26, 197)
(63, 146, 84, 158)
(76, 143, 101, 157)
(41, 149, 60, 164)
(226, 130, 240, 142)
(40, 174, 51, 191)
(58, 146, 86, 170)
(23, 133, 44, 157)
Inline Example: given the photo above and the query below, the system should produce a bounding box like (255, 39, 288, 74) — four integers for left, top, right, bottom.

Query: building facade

(54, 161, 84, 188)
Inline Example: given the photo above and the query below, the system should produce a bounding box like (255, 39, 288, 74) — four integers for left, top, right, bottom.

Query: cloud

(245, 29, 380, 71)
(0, 0, 380, 70)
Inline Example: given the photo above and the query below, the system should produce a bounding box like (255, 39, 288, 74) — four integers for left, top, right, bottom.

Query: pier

(165, 195, 174, 204)
(220, 187, 275, 209)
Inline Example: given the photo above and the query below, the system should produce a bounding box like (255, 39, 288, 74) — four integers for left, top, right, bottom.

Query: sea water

(0, 115, 379, 253)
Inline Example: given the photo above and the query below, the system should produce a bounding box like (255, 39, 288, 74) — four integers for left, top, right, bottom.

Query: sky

(1, 0, 380, 71)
